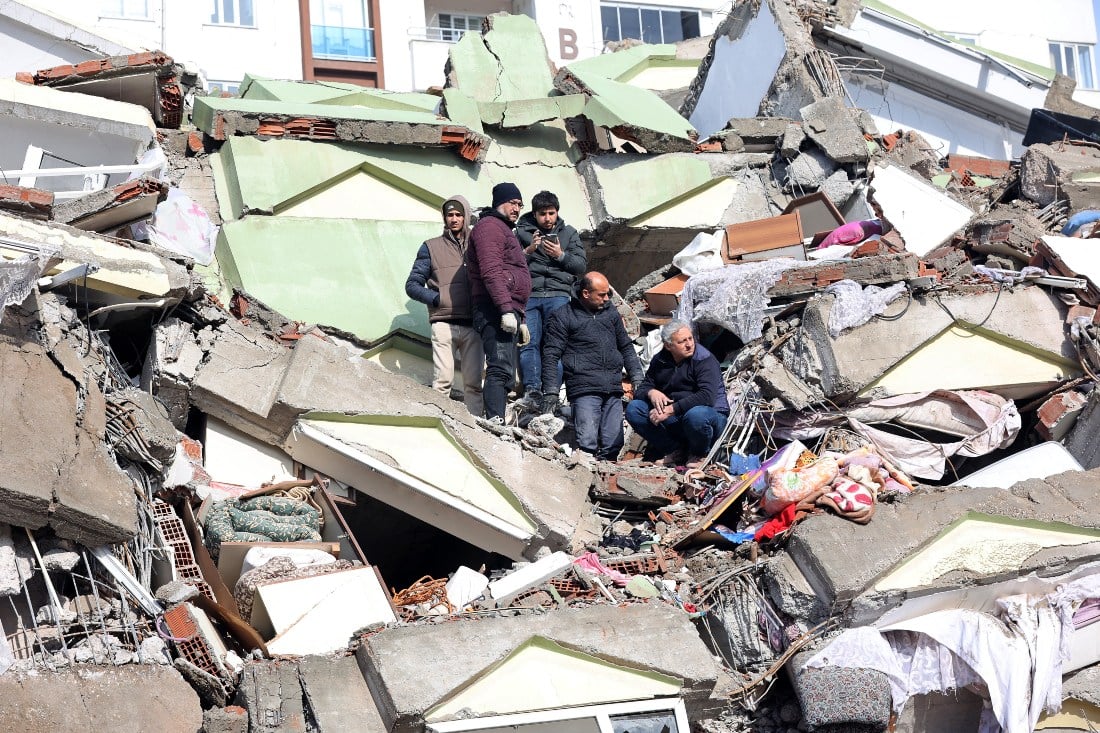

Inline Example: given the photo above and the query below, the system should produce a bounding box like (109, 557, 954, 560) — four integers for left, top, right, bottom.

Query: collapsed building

(1, 1, 1100, 732)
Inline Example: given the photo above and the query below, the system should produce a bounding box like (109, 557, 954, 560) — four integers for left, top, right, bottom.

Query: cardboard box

(643, 274, 690, 316)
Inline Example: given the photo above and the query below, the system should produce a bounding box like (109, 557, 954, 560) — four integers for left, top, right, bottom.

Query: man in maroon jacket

(467, 182, 533, 421)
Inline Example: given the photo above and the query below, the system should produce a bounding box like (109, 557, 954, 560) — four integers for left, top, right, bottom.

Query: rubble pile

(1, 0, 1100, 731)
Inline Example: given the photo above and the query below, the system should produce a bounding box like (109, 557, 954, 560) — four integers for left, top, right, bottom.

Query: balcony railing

(408, 26, 472, 43)
(311, 24, 375, 61)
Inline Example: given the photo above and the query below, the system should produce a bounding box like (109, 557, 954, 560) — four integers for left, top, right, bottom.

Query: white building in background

(20, 0, 306, 94)
(880, 0, 1100, 107)
(383, 0, 730, 92)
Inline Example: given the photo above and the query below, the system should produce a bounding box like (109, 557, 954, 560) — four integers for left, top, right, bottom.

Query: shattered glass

(676, 259, 810, 342)
(824, 279, 907, 338)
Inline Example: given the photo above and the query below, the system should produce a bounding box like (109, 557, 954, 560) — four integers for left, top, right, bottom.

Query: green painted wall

(591, 155, 714, 219)
(216, 217, 440, 343)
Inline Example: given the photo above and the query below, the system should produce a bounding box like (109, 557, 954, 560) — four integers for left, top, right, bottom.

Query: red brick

(1036, 391, 1089, 441)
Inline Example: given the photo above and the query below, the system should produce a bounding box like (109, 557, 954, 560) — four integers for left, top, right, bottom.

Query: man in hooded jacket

(405, 195, 484, 416)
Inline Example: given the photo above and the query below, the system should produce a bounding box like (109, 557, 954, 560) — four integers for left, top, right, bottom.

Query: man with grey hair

(625, 320, 729, 467)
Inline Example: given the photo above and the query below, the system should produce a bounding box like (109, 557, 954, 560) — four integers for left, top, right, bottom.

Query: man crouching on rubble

(626, 320, 729, 468)
(467, 182, 533, 422)
(405, 195, 484, 416)
(539, 271, 643, 460)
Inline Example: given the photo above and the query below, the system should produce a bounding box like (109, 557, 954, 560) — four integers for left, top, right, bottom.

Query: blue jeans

(472, 301, 517, 420)
(625, 400, 728, 458)
(519, 295, 569, 393)
(573, 394, 625, 460)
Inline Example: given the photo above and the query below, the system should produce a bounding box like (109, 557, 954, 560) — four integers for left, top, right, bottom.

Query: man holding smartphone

(515, 190, 587, 411)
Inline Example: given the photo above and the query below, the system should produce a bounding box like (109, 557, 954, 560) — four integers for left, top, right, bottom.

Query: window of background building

(600, 4, 700, 44)
(1050, 41, 1096, 89)
(101, 0, 149, 18)
(310, 0, 373, 60)
(435, 14, 484, 42)
(210, 0, 255, 26)
(947, 32, 979, 46)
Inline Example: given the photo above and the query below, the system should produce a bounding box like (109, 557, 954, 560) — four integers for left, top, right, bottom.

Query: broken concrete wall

(682, 0, 824, 138)
(782, 285, 1078, 401)
(774, 468, 1100, 627)
(0, 294, 138, 546)
(0, 665, 202, 732)
(359, 604, 719, 730)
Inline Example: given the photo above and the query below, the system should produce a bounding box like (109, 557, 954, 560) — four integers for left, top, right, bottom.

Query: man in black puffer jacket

(540, 272, 643, 461)
(515, 190, 587, 408)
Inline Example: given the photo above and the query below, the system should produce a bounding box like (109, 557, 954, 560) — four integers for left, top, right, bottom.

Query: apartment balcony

(311, 24, 375, 62)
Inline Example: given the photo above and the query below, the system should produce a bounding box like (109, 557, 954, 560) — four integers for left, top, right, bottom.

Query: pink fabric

(573, 551, 632, 586)
(819, 220, 883, 248)
(823, 478, 875, 512)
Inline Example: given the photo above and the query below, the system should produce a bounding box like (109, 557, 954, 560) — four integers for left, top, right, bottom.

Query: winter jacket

(467, 208, 532, 316)
(405, 195, 473, 323)
(515, 212, 587, 298)
(541, 294, 643, 400)
(636, 343, 729, 416)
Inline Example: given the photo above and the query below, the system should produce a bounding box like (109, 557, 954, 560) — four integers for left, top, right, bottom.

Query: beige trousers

(431, 321, 485, 416)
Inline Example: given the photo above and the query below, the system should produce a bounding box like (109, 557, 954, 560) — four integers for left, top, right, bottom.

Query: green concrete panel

(447, 32, 506, 104)
(192, 96, 451, 135)
(480, 95, 587, 128)
(576, 74, 695, 142)
(592, 155, 714, 220)
(480, 14, 556, 101)
(447, 14, 555, 105)
(441, 88, 484, 134)
(216, 217, 439, 343)
(214, 137, 485, 220)
(565, 44, 678, 83)
(239, 75, 362, 103)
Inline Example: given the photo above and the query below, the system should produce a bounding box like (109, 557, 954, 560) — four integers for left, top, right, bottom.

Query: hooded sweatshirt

(404, 195, 474, 323)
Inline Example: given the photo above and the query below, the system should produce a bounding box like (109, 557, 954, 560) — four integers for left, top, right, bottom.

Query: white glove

(518, 323, 531, 347)
(500, 312, 518, 334)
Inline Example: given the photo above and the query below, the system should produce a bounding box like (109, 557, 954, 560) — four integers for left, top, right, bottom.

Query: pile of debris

(2, 1, 1100, 732)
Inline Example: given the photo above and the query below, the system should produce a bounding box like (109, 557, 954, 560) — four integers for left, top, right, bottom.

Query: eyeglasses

(506, 199, 523, 207)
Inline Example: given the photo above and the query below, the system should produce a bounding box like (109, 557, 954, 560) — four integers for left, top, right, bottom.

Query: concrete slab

(0, 212, 186, 299)
(555, 66, 697, 153)
(446, 13, 556, 105)
(0, 665, 201, 732)
(799, 97, 870, 164)
(241, 75, 440, 113)
(192, 96, 487, 161)
(1067, 389, 1100, 470)
(190, 326, 594, 558)
(784, 284, 1078, 400)
(0, 325, 137, 545)
(358, 604, 718, 731)
(870, 164, 974, 257)
(299, 654, 387, 732)
(215, 216, 438, 344)
(1021, 142, 1100, 207)
(236, 659, 308, 733)
(780, 467, 1100, 625)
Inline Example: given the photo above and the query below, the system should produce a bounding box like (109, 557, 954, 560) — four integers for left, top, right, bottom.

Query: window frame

(99, 0, 151, 20)
(209, 0, 256, 28)
(434, 13, 485, 43)
(600, 3, 702, 45)
(1050, 40, 1097, 90)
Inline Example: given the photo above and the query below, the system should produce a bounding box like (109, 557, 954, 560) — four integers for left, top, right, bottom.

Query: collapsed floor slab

(783, 284, 1078, 401)
(186, 323, 594, 558)
(774, 467, 1100, 626)
(358, 603, 719, 731)
(0, 665, 202, 732)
